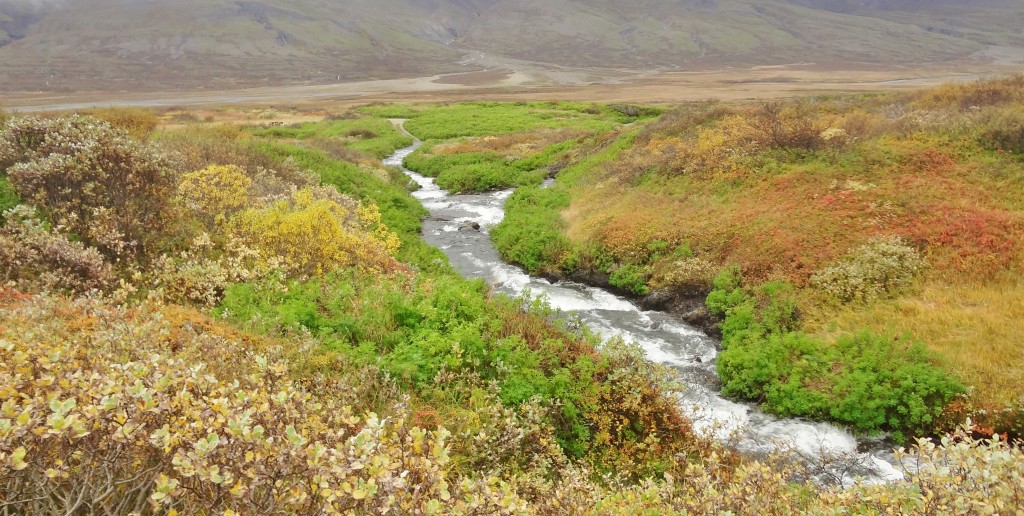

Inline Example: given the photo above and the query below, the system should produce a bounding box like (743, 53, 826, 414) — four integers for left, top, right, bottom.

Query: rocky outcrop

(542, 267, 724, 340)
(640, 289, 721, 339)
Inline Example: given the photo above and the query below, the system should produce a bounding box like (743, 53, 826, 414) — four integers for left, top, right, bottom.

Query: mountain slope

(0, 0, 1020, 91)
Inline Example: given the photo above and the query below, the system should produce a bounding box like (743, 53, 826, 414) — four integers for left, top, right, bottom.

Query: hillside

(477, 77, 1024, 439)
(0, 0, 1021, 91)
(1, 96, 1023, 514)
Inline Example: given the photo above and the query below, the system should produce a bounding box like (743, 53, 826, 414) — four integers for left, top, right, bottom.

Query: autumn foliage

(230, 187, 401, 277)
(0, 115, 178, 260)
(176, 164, 253, 226)
(497, 77, 1024, 435)
(2, 96, 1023, 513)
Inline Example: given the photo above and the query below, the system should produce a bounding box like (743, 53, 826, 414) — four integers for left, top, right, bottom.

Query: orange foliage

(0, 287, 31, 307)
(898, 206, 1023, 276)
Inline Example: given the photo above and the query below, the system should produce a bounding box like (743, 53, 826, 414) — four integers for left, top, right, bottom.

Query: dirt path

(388, 119, 415, 139)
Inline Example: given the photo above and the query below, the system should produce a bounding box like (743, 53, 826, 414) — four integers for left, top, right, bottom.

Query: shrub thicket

(3, 293, 1021, 514)
(216, 271, 694, 465)
(709, 268, 963, 441)
(0, 205, 114, 294)
(492, 186, 571, 274)
(0, 116, 178, 259)
(0, 295, 485, 514)
(82, 107, 160, 140)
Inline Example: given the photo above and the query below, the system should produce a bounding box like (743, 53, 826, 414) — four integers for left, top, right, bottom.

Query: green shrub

(710, 267, 963, 441)
(253, 118, 413, 159)
(395, 102, 619, 140)
(217, 272, 601, 452)
(403, 147, 549, 193)
(0, 176, 18, 216)
(828, 331, 963, 442)
(609, 264, 649, 296)
(705, 265, 747, 317)
(492, 186, 571, 274)
(215, 269, 692, 462)
(811, 236, 925, 303)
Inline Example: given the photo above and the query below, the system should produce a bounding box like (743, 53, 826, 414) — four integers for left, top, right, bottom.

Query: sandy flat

(3, 59, 1021, 112)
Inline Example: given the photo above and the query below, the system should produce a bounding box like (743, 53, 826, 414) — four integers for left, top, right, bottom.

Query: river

(384, 138, 904, 486)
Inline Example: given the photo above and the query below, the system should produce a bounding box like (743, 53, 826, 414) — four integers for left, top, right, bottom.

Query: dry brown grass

(555, 83, 1024, 432)
(434, 128, 585, 157)
(804, 272, 1024, 410)
(80, 107, 160, 139)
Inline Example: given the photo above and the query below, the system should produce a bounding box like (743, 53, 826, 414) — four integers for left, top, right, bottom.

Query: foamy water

(386, 139, 904, 486)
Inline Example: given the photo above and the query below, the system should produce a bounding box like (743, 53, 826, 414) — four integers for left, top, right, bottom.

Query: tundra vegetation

(0, 87, 1021, 513)
(489, 77, 1024, 442)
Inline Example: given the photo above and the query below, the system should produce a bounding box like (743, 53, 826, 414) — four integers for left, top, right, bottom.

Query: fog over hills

(0, 0, 1021, 91)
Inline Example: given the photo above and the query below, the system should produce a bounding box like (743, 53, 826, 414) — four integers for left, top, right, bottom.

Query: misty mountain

(0, 0, 1020, 91)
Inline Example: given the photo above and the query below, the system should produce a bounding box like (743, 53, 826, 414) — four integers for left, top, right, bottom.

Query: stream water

(384, 140, 904, 486)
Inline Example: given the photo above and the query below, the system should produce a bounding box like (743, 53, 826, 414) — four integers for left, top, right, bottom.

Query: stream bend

(384, 139, 903, 486)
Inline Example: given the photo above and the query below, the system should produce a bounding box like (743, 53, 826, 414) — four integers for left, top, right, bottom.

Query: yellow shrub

(177, 164, 253, 226)
(152, 233, 278, 306)
(230, 188, 401, 277)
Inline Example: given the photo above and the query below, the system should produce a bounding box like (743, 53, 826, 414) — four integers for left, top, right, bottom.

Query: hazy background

(1, 0, 1021, 91)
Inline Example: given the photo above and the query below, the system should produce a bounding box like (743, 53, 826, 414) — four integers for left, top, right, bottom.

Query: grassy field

(371, 102, 659, 192)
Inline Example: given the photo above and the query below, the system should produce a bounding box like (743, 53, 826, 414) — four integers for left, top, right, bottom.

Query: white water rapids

(385, 140, 905, 486)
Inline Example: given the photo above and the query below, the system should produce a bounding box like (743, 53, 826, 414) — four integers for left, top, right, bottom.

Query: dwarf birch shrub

(980, 107, 1024, 154)
(0, 205, 114, 293)
(750, 101, 824, 153)
(0, 115, 178, 259)
(0, 294, 515, 515)
(812, 236, 925, 303)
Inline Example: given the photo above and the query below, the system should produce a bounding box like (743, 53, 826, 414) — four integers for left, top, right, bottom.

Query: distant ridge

(0, 0, 1021, 91)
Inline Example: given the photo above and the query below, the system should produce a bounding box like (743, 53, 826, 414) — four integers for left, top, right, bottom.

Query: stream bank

(384, 135, 904, 485)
